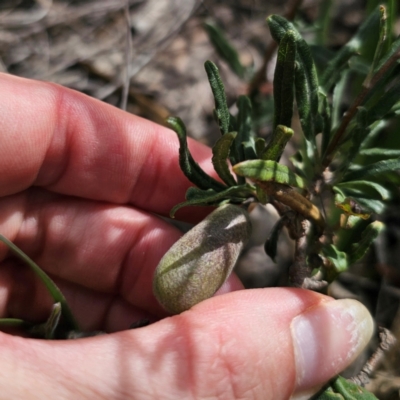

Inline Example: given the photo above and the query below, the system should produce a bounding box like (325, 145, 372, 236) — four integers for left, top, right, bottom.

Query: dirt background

(1, 0, 400, 398)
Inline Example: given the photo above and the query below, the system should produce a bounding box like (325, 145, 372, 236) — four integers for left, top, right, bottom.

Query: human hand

(0, 73, 373, 399)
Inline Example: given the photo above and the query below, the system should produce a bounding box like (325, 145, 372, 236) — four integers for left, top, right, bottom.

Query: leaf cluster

(169, 7, 400, 397)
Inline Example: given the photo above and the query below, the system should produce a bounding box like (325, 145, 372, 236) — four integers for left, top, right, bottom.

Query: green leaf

(359, 148, 400, 163)
(320, 92, 332, 156)
(344, 157, 400, 182)
(233, 159, 307, 189)
(314, 0, 333, 46)
(167, 117, 226, 192)
(264, 218, 285, 262)
(331, 70, 350, 130)
(334, 185, 388, 215)
(348, 221, 384, 264)
(314, 375, 379, 399)
(366, 79, 400, 124)
(290, 150, 312, 180)
(320, 49, 355, 94)
(255, 184, 268, 204)
(267, 15, 321, 141)
(364, 5, 388, 87)
(255, 137, 267, 159)
(170, 185, 253, 217)
(333, 188, 372, 219)
(337, 180, 392, 200)
(0, 318, 31, 328)
(203, 21, 246, 79)
(351, 197, 386, 214)
(261, 125, 294, 162)
(373, 33, 400, 74)
(212, 132, 238, 186)
(341, 215, 364, 229)
(336, 107, 368, 177)
(321, 244, 349, 281)
(0, 235, 79, 331)
(236, 95, 256, 162)
(204, 60, 230, 135)
(359, 119, 389, 150)
(320, 7, 381, 93)
(273, 30, 296, 129)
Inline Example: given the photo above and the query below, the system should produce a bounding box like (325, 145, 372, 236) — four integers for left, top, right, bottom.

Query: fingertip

(291, 298, 374, 395)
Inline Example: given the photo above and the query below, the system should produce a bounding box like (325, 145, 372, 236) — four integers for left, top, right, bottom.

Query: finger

(0, 261, 156, 332)
(0, 189, 244, 322)
(0, 73, 217, 218)
(0, 289, 374, 400)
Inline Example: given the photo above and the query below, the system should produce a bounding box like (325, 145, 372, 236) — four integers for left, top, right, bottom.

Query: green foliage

(204, 60, 231, 135)
(0, 235, 79, 338)
(168, 8, 400, 396)
(203, 21, 247, 79)
(233, 159, 307, 189)
(313, 375, 378, 399)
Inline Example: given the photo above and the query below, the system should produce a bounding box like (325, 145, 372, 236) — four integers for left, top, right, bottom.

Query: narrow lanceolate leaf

(359, 148, 400, 160)
(204, 61, 230, 135)
(374, 27, 400, 74)
(337, 107, 368, 176)
(337, 180, 392, 200)
(236, 95, 255, 162)
(170, 185, 253, 217)
(320, 93, 332, 155)
(0, 318, 31, 328)
(233, 159, 307, 189)
(167, 117, 226, 192)
(267, 15, 321, 141)
(264, 217, 286, 262)
(320, 7, 381, 93)
(203, 21, 246, 79)
(255, 137, 266, 158)
(352, 197, 386, 214)
(273, 30, 296, 129)
(343, 157, 400, 182)
(364, 5, 388, 87)
(348, 221, 384, 265)
(261, 125, 294, 162)
(212, 132, 238, 186)
(0, 235, 79, 331)
(366, 79, 400, 124)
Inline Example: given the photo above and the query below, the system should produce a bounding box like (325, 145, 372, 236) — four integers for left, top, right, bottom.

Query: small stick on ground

(350, 327, 397, 387)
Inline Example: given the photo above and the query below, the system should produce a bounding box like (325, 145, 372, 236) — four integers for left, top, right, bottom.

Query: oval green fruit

(153, 204, 252, 314)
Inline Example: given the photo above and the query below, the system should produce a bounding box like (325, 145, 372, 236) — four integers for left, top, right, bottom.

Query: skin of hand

(0, 72, 374, 400)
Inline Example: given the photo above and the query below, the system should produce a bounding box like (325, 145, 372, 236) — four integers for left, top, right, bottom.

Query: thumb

(0, 288, 373, 400)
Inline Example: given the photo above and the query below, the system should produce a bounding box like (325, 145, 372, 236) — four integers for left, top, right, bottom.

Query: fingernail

(291, 299, 374, 394)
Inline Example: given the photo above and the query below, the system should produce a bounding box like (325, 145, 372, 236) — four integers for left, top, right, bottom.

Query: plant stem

(289, 219, 310, 287)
